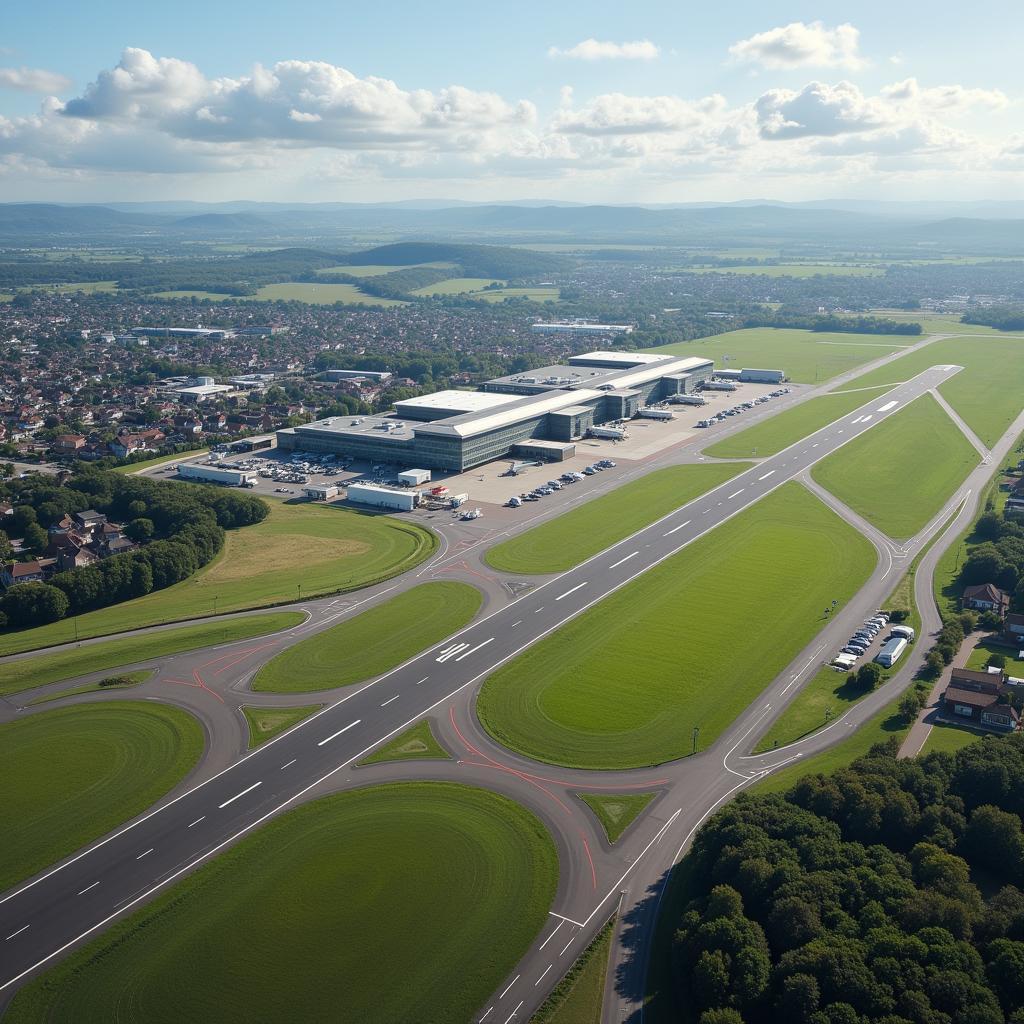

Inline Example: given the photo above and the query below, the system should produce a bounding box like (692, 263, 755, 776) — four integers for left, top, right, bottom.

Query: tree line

(674, 734, 1024, 1024)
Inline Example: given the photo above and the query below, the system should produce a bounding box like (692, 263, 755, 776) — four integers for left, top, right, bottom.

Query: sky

(1, 0, 1023, 204)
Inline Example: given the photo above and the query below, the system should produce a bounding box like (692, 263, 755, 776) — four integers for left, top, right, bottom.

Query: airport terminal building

(277, 351, 714, 471)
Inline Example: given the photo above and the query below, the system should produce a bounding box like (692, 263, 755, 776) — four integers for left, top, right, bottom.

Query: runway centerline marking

(609, 551, 638, 569)
(505, 1001, 523, 1024)
(455, 638, 495, 661)
(539, 920, 563, 950)
(380, 695, 399, 707)
(727, 489, 744, 499)
(416, 676, 429, 684)
(877, 400, 898, 412)
(218, 781, 263, 808)
(317, 720, 360, 747)
(499, 976, 519, 999)
(135, 849, 154, 861)
(280, 760, 296, 770)
(757, 470, 775, 481)
(664, 520, 690, 536)
(187, 816, 205, 828)
(77, 882, 99, 896)
(559, 936, 575, 955)
(535, 965, 552, 986)
(555, 582, 587, 601)
(4, 926, 29, 941)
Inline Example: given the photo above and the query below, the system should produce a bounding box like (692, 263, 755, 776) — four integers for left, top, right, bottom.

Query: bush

(98, 674, 136, 687)
(885, 608, 910, 624)
(0, 581, 69, 626)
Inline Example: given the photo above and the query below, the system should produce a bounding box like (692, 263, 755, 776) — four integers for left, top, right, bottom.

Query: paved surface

(0, 334, 1018, 1023)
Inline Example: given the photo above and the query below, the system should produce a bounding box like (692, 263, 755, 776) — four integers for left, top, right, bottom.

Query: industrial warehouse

(276, 351, 716, 471)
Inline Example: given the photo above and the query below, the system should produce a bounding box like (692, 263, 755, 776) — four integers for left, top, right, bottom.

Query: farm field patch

(811, 394, 980, 540)
(477, 483, 875, 769)
(6, 784, 558, 1024)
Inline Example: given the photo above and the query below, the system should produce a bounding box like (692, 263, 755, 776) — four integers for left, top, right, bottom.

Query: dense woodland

(0, 469, 267, 628)
(674, 736, 1024, 1024)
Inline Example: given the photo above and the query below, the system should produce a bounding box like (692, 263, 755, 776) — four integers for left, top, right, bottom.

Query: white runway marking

(505, 1001, 523, 1024)
(850, 415, 864, 424)
(727, 489, 744, 499)
(380, 695, 399, 707)
(555, 582, 587, 601)
(135, 849, 154, 861)
(455, 637, 495, 661)
(861, 414, 873, 422)
(560, 937, 575, 955)
(4, 926, 29, 941)
(664, 520, 690, 536)
(77, 882, 99, 896)
(435, 643, 469, 663)
(187, 816, 205, 828)
(609, 551, 638, 569)
(535, 965, 552, 986)
(757, 470, 775, 481)
(877, 400, 898, 412)
(416, 676, 429, 684)
(317, 720, 360, 747)
(499, 976, 519, 999)
(280, 760, 296, 770)
(539, 921, 563, 949)
(218, 781, 263, 808)
(479, 1009, 493, 1022)
(548, 911, 586, 927)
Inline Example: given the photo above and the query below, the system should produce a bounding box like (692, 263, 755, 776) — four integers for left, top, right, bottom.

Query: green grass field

(112, 449, 208, 474)
(249, 282, 406, 306)
(688, 263, 884, 278)
(965, 637, 1024, 672)
(241, 705, 321, 748)
(834, 333, 1024, 447)
(651, 328, 914, 384)
(0, 702, 204, 892)
(535, 918, 614, 1024)
(316, 261, 455, 277)
(477, 483, 876, 769)
(484, 463, 747, 574)
(152, 290, 236, 300)
(252, 581, 481, 692)
(473, 286, 560, 302)
(921, 721, 983, 754)
(811, 394, 980, 540)
(1, 612, 303, 697)
(28, 669, 152, 706)
(578, 792, 656, 844)
(0, 501, 436, 657)
(412, 277, 504, 295)
(702, 386, 894, 459)
(24, 280, 120, 294)
(7, 783, 558, 1024)
(358, 719, 450, 764)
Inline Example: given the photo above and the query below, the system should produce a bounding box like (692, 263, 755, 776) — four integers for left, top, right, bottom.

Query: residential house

(52, 433, 87, 454)
(1, 558, 57, 588)
(1007, 613, 1024, 643)
(962, 583, 1011, 618)
(108, 429, 166, 459)
(942, 667, 1020, 732)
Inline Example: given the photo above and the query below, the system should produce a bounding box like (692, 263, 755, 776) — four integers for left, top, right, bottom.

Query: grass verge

(358, 719, 450, 764)
(921, 720, 983, 754)
(0, 701, 204, 892)
(2, 612, 303, 698)
(702, 386, 893, 459)
(241, 705, 321, 748)
(477, 483, 875, 769)
(252, 582, 481, 693)
(28, 669, 152, 706)
(484, 463, 748, 574)
(811, 393, 979, 540)
(579, 792, 656, 844)
(6, 783, 558, 1024)
(0, 501, 436, 657)
(533, 917, 615, 1024)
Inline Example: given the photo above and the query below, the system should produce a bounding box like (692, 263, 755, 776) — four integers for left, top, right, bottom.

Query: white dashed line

(455, 637, 495, 661)
(664, 520, 690, 536)
(218, 781, 263, 808)
(560, 936, 575, 955)
(5, 926, 29, 941)
(416, 676, 429, 684)
(539, 921, 563, 950)
(187, 816, 205, 828)
(317, 720, 361, 747)
(555, 582, 587, 601)
(380, 695, 399, 707)
(535, 965, 552, 986)
(757, 470, 775, 481)
(609, 551, 638, 569)
(280, 760, 296, 770)
(499, 976, 519, 999)
(727, 489, 744, 499)
(135, 849, 154, 861)
(505, 1002, 523, 1024)
(77, 882, 99, 896)
(877, 400, 898, 412)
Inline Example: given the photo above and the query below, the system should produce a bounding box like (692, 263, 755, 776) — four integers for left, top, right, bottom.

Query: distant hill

(0, 203, 159, 236)
(171, 213, 271, 231)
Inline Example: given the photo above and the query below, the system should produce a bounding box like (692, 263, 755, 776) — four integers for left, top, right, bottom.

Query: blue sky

(1, 1, 1022, 202)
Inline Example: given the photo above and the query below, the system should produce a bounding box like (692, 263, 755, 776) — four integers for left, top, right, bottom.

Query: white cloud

(755, 81, 887, 139)
(0, 66, 72, 94)
(881, 77, 1008, 113)
(729, 22, 865, 70)
(547, 39, 659, 61)
(552, 92, 726, 136)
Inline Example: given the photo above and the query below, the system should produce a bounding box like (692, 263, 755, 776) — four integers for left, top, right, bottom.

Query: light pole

(213, 595, 218, 617)
(692, 725, 700, 754)
(297, 583, 302, 603)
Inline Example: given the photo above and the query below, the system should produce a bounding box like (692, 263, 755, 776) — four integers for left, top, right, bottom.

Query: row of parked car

(506, 460, 617, 507)
(840, 613, 893, 659)
(695, 389, 791, 429)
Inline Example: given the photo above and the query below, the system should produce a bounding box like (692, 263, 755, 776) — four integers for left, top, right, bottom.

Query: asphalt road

(0, 364, 965, 1010)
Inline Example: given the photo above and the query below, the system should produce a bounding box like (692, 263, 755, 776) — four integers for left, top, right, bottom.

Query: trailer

(890, 625, 916, 641)
(179, 463, 257, 487)
(739, 368, 786, 384)
(832, 653, 858, 670)
(448, 493, 469, 508)
(398, 468, 431, 486)
(637, 408, 674, 421)
(669, 393, 707, 406)
(702, 380, 738, 392)
(346, 482, 419, 512)
(303, 484, 339, 501)
(588, 426, 627, 441)
(875, 636, 908, 668)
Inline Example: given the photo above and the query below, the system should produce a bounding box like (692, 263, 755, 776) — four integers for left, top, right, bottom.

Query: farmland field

(702, 386, 894, 458)
(473, 286, 560, 302)
(0, 702, 203, 891)
(0, 501, 436, 656)
(252, 581, 481, 692)
(652, 327, 914, 383)
(834, 332, 1024, 446)
(485, 463, 748, 574)
(0, 612, 304, 696)
(688, 263, 884, 278)
(6, 784, 558, 1024)
(316, 261, 455, 276)
(152, 290, 236, 300)
(412, 277, 504, 295)
(811, 394, 980, 540)
(477, 483, 875, 769)
(248, 282, 406, 306)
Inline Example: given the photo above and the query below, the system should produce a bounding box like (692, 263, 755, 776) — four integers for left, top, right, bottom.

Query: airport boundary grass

(651, 327, 914, 384)
(0, 701, 204, 892)
(833, 331, 1024, 447)
(811, 393, 979, 540)
(358, 719, 450, 764)
(533, 916, 615, 1024)
(112, 449, 207, 474)
(578, 792, 656, 844)
(0, 501, 437, 657)
(252, 581, 481, 693)
(7, 783, 558, 1024)
(0, 612, 304, 698)
(241, 705, 321, 748)
(477, 483, 876, 769)
(484, 463, 749, 574)
(28, 669, 152, 706)
(702, 386, 893, 459)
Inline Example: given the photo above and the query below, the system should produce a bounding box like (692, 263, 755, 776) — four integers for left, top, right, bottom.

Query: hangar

(277, 351, 714, 471)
